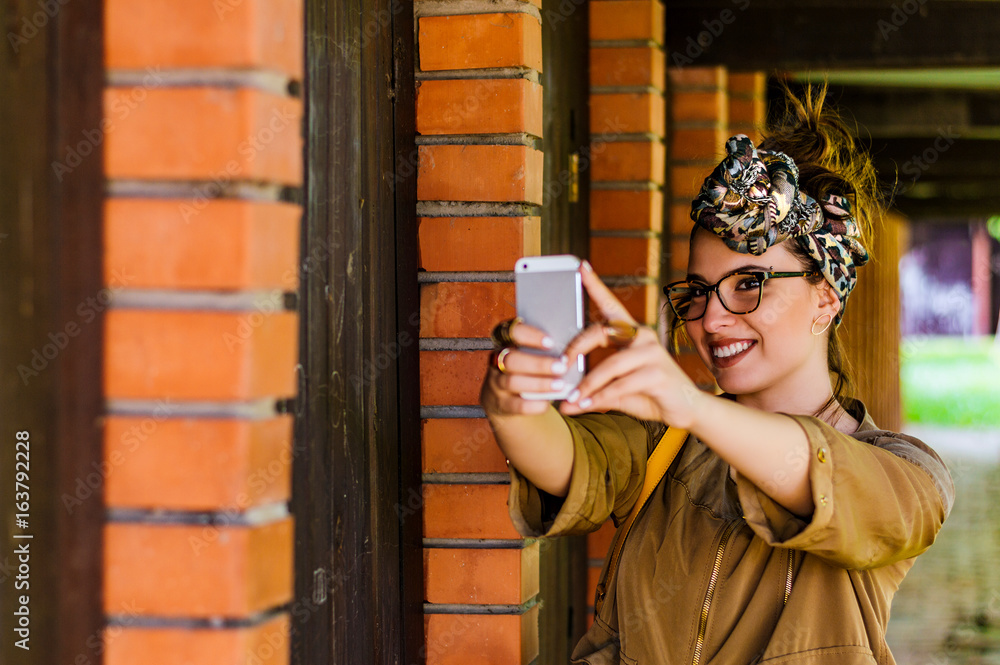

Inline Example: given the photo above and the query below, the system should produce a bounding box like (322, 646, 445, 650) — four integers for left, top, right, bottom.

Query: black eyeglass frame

(663, 270, 820, 321)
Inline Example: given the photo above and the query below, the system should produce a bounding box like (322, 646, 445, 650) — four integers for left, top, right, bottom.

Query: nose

(699, 290, 735, 333)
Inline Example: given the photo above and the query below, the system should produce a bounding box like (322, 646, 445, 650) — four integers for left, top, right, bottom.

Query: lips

(708, 339, 756, 368)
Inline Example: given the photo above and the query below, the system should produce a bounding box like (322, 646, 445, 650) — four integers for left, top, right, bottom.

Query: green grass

(900, 336, 1000, 427)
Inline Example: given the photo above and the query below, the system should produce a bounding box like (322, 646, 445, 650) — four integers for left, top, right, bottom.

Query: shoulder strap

(594, 426, 689, 614)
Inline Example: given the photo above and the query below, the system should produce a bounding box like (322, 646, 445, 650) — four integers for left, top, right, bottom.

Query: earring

(811, 313, 834, 336)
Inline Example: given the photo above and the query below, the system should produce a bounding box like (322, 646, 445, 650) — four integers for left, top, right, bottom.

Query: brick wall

(102, 1, 302, 662)
(415, 1, 543, 663)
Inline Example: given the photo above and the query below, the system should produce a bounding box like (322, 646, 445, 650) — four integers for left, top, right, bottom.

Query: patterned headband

(690, 134, 869, 324)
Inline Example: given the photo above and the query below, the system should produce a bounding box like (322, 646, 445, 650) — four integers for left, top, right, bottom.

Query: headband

(690, 134, 869, 324)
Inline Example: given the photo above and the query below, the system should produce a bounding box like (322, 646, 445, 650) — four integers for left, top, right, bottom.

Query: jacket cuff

(507, 419, 608, 538)
(734, 414, 836, 548)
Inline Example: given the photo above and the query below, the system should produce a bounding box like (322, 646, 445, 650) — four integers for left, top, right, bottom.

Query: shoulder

(854, 426, 956, 516)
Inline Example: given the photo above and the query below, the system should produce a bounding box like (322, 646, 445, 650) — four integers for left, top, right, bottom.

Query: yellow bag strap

(594, 426, 689, 614)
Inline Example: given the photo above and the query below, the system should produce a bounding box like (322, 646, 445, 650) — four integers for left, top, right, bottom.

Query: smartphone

(514, 255, 586, 400)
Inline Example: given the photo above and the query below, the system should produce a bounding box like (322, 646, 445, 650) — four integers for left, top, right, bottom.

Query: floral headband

(690, 134, 869, 324)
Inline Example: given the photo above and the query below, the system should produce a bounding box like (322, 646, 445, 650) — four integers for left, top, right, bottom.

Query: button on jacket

(507, 399, 954, 664)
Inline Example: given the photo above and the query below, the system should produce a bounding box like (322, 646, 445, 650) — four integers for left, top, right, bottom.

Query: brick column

(666, 66, 729, 389)
(728, 72, 766, 143)
(101, 2, 301, 662)
(415, 2, 543, 662)
(585, 0, 667, 628)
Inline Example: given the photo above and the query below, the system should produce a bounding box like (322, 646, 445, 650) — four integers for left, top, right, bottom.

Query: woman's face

(683, 228, 840, 397)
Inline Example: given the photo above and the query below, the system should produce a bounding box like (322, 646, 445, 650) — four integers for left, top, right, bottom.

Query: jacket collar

(718, 392, 880, 433)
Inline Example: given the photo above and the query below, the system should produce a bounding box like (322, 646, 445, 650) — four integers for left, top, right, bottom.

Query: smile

(711, 341, 754, 358)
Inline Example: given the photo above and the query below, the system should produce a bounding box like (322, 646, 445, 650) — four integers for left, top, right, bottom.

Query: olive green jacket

(508, 400, 954, 664)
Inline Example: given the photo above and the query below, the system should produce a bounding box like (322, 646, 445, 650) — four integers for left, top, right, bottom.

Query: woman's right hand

(479, 320, 570, 417)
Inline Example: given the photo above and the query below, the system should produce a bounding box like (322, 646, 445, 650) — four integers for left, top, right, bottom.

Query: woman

(479, 87, 954, 664)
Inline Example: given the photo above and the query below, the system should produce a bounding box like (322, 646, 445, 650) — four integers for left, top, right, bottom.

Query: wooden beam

(664, 1, 1000, 70)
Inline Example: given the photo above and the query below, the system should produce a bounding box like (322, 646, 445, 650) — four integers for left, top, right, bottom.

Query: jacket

(507, 398, 954, 664)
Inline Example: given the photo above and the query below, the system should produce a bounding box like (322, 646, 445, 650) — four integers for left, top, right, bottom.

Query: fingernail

(551, 379, 565, 391)
(578, 397, 593, 409)
(566, 389, 580, 403)
(551, 360, 567, 374)
(541, 336, 555, 349)
(582, 260, 593, 272)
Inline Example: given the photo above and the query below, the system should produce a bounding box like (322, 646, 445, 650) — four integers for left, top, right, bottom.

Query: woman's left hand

(560, 262, 705, 428)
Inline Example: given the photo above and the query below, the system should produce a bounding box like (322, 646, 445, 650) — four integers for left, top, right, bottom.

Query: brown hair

(668, 80, 881, 419)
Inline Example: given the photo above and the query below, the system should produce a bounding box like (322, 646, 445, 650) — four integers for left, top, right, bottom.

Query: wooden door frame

(0, 1, 105, 664)
(293, 1, 421, 663)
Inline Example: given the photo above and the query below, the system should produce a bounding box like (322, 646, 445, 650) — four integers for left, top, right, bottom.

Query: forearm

(486, 404, 575, 497)
(687, 391, 814, 516)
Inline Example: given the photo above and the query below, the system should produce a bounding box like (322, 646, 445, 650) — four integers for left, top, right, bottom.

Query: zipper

(692, 519, 743, 665)
(783, 549, 795, 606)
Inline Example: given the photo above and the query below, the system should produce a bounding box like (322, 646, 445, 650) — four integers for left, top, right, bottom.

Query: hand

(558, 261, 704, 428)
(480, 320, 571, 417)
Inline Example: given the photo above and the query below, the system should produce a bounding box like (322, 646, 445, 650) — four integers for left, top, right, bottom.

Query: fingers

(507, 321, 555, 351)
(559, 366, 663, 415)
(579, 261, 635, 325)
(480, 345, 570, 417)
(563, 323, 655, 370)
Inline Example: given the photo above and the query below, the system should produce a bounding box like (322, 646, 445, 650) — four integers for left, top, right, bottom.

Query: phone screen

(515, 256, 585, 400)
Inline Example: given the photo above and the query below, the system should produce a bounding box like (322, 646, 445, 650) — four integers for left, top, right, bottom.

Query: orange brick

(104, 310, 298, 401)
(670, 127, 726, 162)
(422, 484, 521, 539)
(425, 544, 539, 604)
(104, 518, 293, 618)
(670, 164, 711, 202)
(587, 566, 601, 607)
(104, 416, 293, 511)
(611, 283, 660, 326)
(104, 199, 300, 291)
(591, 141, 665, 183)
(729, 96, 764, 125)
(426, 607, 538, 665)
(105, 0, 302, 78)
(104, 88, 303, 185)
(420, 282, 516, 338)
(418, 145, 544, 204)
(417, 78, 543, 137)
(420, 350, 492, 406)
(590, 1, 664, 43)
(676, 349, 716, 387)
(422, 418, 509, 474)
(668, 66, 726, 89)
(418, 13, 542, 72)
(587, 521, 616, 559)
(590, 93, 665, 137)
(668, 236, 691, 274)
(728, 71, 766, 97)
(671, 90, 728, 124)
(590, 47, 665, 89)
(590, 190, 663, 232)
(589, 237, 660, 277)
(670, 202, 696, 236)
(418, 217, 541, 272)
(105, 614, 290, 665)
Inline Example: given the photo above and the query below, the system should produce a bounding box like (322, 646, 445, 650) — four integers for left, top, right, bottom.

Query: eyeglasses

(664, 270, 818, 321)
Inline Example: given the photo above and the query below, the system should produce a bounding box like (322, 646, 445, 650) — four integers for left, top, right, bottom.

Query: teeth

(712, 341, 752, 358)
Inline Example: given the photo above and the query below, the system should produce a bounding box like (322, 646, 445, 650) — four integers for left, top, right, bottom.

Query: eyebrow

(686, 264, 773, 283)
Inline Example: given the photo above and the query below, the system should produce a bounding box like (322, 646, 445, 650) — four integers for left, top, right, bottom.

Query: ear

(814, 279, 841, 320)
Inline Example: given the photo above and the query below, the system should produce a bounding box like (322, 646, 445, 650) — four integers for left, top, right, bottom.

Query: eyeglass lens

(670, 273, 763, 320)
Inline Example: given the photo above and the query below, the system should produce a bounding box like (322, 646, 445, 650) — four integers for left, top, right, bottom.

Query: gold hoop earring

(811, 313, 834, 336)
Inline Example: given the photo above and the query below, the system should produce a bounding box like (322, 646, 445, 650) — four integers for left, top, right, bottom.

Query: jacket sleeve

(734, 414, 955, 569)
(507, 411, 662, 538)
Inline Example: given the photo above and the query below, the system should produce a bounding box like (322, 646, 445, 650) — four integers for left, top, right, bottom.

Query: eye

(688, 283, 709, 298)
(733, 274, 763, 292)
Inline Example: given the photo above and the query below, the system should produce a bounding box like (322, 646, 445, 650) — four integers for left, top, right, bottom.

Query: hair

(668, 80, 882, 420)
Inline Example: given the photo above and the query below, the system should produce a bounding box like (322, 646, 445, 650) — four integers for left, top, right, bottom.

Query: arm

(733, 415, 955, 568)
(485, 405, 575, 497)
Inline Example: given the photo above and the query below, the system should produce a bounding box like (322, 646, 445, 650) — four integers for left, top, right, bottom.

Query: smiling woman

(480, 83, 955, 664)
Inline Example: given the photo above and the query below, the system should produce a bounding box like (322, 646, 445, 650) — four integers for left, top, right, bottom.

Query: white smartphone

(514, 255, 586, 400)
